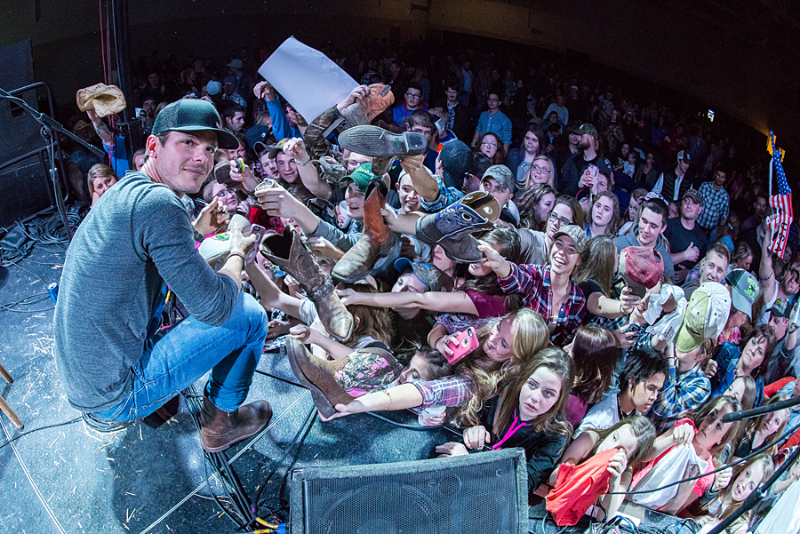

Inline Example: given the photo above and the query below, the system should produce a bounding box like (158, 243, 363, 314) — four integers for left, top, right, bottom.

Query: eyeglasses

(531, 165, 550, 174)
(481, 142, 498, 148)
(406, 92, 422, 98)
(548, 212, 571, 227)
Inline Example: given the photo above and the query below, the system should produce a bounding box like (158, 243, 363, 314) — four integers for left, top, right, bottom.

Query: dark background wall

(2, 0, 799, 169)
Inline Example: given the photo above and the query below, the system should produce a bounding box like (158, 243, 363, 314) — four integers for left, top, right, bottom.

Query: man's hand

(255, 182, 303, 219)
(336, 85, 369, 112)
(228, 162, 258, 192)
(673, 264, 689, 285)
(193, 197, 230, 237)
(253, 81, 275, 101)
(307, 236, 344, 260)
(227, 220, 256, 257)
(283, 138, 310, 164)
(399, 154, 426, 176)
(86, 108, 101, 125)
(680, 242, 699, 264)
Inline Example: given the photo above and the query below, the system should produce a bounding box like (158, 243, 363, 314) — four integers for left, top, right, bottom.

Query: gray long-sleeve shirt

(54, 172, 239, 412)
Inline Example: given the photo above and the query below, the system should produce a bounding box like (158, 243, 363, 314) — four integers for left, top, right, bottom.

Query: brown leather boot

(304, 105, 342, 160)
(331, 179, 400, 283)
(286, 338, 355, 418)
(340, 84, 395, 128)
(260, 228, 354, 342)
(200, 397, 272, 453)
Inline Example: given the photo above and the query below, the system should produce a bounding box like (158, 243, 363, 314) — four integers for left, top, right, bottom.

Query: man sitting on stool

(54, 99, 272, 452)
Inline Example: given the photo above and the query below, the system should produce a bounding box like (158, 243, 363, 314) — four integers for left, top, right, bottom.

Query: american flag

(769, 131, 793, 258)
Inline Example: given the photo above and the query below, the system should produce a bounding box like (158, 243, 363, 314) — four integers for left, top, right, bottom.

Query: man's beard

(578, 140, 591, 150)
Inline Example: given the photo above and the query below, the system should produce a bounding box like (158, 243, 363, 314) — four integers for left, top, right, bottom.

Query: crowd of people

(54, 40, 800, 532)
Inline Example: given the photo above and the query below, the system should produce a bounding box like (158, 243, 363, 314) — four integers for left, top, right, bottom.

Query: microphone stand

(706, 446, 799, 534)
(0, 87, 106, 240)
(709, 390, 800, 534)
(722, 394, 800, 423)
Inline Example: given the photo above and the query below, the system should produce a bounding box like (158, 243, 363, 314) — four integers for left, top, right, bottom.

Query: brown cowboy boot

(303, 105, 342, 160)
(260, 228, 354, 342)
(339, 84, 395, 128)
(286, 338, 355, 418)
(331, 179, 400, 283)
(200, 397, 272, 453)
(370, 155, 395, 177)
(286, 339, 401, 418)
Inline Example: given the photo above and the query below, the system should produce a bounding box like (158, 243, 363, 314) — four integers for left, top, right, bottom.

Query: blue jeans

(94, 292, 268, 421)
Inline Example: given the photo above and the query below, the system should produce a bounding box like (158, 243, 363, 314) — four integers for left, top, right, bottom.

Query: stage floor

(0, 243, 457, 534)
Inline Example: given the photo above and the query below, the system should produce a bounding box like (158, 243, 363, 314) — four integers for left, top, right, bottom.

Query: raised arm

(760, 222, 777, 303)
(282, 138, 331, 200)
(338, 288, 478, 315)
(400, 154, 440, 202)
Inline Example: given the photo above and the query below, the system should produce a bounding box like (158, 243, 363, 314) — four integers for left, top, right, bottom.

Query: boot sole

(201, 406, 273, 453)
(338, 126, 427, 157)
(286, 341, 337, 419)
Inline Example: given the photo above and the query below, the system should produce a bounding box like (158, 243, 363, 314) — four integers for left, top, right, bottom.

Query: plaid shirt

(651, 353, 711, 433)
(420, 177, 465, 212)
(410, 375, 473, 409)
(498, 263, 586, 345)
(696, 181, 730, 230)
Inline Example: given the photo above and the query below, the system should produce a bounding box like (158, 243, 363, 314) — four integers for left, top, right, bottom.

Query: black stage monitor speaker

(289, 448, 529, 534)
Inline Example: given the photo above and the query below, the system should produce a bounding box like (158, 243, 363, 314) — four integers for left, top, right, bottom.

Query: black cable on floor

(0, 417, 82, 451)
(253, 404, 317, 514)
(254, 369, 303, 389)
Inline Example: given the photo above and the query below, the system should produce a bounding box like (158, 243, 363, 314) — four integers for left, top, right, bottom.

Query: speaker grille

(302, 455, 520, 534)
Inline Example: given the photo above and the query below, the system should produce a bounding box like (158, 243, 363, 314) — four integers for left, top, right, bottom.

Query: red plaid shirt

(498, 263, 586, 346)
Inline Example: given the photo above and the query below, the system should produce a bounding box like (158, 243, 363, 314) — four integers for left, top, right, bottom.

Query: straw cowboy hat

(76, 83, 127, 117)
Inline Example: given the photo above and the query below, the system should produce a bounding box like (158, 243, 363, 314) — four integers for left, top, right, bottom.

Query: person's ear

(146, 135, 160, 159)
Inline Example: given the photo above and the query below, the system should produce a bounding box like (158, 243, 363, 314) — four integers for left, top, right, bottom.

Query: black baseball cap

(152, 99, 239, 149)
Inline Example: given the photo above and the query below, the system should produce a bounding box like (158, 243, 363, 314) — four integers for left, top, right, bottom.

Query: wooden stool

(0, 363, 23, 429)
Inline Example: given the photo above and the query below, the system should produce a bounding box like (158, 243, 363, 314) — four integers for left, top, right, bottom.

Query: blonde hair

(454, 309, 550, 427)
(87, 163, 119, 196)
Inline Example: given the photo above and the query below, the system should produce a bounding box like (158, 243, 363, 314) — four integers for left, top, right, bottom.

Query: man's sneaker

(338, 125, 428, 158)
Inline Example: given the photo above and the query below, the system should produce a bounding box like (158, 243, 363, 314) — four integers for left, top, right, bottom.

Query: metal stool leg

(0, 363, 12, 384)
(0, 395, 23, 429)
(0, 363, 23, 429)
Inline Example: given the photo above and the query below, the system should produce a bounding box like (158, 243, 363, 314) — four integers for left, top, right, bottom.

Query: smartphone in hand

(446, 327, 480, 365)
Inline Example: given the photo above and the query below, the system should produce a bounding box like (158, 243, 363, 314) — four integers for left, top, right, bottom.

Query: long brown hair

(695, 453, 774, 520)
(572, 235, 617, 296)
(741, 392, 790, 452)
(589, 416, 656, 465)
(570, 325, 619, 405)
(517, 182, 556, 231)
(587, 190, 621, 236)
(691, 395, 744, 456)
(454, 309, 550, 427)
(492, 347, 574, 440)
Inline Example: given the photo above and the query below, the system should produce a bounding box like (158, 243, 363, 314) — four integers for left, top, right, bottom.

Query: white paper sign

(258, 36, 358, 124)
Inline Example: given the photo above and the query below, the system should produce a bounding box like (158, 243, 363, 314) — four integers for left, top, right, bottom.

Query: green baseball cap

(338, 163, 375, 192)
(674, 282, 731, 353)
(152, 99, 239, 149)
(575, 123, 599, 140)
(725, 269, 759, 319)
